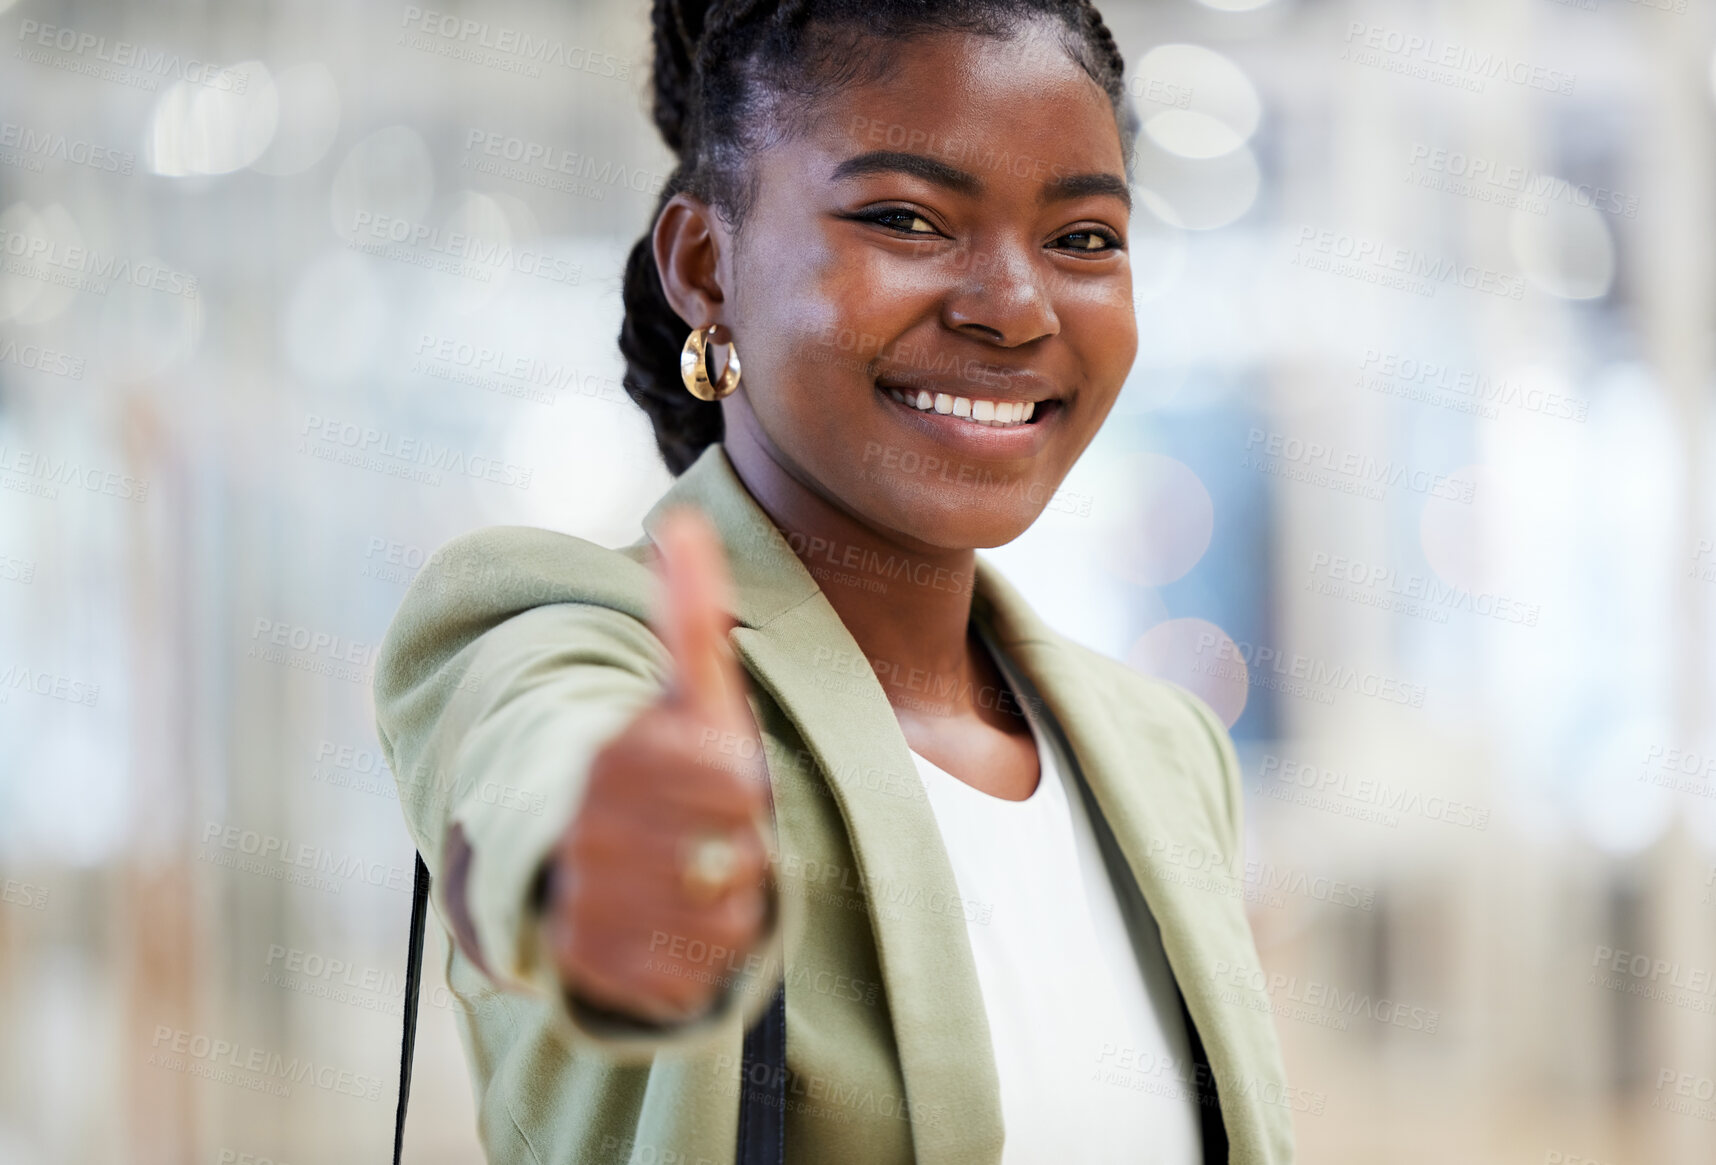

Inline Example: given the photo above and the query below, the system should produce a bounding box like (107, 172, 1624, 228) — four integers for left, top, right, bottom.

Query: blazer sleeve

(372, 534, 783, 1058)
(1168, 685, 1247, 860)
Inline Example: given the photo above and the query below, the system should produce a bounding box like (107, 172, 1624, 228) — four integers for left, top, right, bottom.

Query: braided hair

(620, 0, 1137, 475)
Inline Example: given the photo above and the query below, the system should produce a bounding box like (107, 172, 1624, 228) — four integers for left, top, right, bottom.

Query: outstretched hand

(540, 507, 773, 1025)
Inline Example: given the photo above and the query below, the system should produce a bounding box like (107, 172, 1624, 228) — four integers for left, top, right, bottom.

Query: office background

(0, 0, 1712, 1161)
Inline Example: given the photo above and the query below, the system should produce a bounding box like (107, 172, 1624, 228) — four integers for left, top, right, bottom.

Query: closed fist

(541, 507, 774, 1025)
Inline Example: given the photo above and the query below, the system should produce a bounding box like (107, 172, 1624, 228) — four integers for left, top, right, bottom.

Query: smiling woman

(373, 2, 1294, 1164)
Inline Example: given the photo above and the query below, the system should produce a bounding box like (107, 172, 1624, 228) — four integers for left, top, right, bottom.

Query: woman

(374, 1, 1296, 1162)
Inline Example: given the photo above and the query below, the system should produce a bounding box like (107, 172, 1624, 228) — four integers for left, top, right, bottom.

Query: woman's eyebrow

(828, 149, 1130, 212)
(1043, 171, 1132, 212)
(828, 150, 982, 195)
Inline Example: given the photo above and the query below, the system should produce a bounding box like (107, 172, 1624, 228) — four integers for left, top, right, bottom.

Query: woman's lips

(873, 378, 1063, 457)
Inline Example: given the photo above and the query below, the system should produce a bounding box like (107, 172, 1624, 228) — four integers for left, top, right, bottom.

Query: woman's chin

(867, 489, 1042, 555)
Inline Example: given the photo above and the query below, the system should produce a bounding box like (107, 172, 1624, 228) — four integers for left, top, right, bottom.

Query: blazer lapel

(972, 558, 1257, 1155)
(639, 446, 1005, 1165)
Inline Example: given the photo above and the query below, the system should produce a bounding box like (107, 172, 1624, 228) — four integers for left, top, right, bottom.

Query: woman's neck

(720, 397, 1000, 727)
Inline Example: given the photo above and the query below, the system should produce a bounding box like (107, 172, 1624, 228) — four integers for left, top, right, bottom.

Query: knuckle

(711, 893, 766, 947)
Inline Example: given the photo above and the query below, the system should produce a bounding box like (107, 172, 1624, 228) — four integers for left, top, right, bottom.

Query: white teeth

(885, 385, 1042, 428)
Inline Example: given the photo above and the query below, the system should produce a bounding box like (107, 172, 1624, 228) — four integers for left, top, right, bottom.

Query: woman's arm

(372, 519, 782, 1057)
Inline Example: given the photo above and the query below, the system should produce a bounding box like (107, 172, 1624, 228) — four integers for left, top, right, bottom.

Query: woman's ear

(654, 193, 734, 343)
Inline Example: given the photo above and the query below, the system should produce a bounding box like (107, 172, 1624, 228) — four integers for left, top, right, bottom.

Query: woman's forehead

(779, 28, 1126, 182)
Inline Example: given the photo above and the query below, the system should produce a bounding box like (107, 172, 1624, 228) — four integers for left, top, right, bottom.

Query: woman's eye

(1057, 230, 1121, 253)
(868, 210, 938, 235)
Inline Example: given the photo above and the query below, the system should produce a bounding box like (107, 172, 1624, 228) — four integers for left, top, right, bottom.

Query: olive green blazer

(373, 442, 1297, 1164)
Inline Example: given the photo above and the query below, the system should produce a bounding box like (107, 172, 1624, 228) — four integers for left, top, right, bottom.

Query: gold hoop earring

(680, 324, 742, 402)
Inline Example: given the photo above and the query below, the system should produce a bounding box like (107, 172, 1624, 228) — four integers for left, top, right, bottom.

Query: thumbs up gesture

(541, 507, 774, 1026)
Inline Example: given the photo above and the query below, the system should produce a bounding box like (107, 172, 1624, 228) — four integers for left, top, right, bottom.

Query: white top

(910, 643, 1204, 1165)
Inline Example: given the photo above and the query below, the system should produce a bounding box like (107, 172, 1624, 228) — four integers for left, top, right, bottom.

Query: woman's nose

(941, 240, 1061, 347)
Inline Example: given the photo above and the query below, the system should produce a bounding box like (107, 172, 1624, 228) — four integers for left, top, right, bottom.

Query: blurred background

(0, 0, 1712, 1161)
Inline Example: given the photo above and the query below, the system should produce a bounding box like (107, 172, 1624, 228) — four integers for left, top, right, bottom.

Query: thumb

(652, 506, 743, 724)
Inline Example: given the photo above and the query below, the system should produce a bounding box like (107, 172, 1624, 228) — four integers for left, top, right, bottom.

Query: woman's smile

(874, 374, 1065, 459)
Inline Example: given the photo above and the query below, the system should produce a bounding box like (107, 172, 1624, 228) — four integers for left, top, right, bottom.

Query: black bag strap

(392, 852, 786, 1165)
(394, 853, 432, 1165)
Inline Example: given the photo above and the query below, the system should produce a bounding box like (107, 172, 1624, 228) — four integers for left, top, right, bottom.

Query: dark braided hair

(620, 0, 1138, 475)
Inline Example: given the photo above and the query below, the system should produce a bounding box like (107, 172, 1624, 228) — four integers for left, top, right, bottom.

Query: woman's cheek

(1065, 281, 1137, 400)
